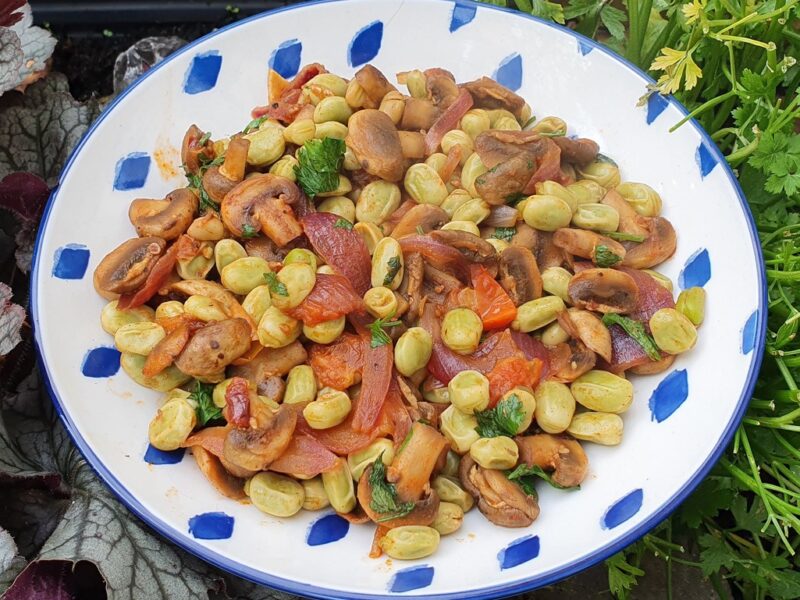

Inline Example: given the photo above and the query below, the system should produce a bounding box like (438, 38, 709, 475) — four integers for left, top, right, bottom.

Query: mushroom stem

(219, 137, 250, 182)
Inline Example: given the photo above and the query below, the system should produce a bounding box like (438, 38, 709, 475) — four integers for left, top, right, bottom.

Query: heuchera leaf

(0, 173, 49, 224)
(0, 73, 97, 186)
(0, 3, 56, 94)
(0, 282, 24, 356)
(0, 0, 26, 28)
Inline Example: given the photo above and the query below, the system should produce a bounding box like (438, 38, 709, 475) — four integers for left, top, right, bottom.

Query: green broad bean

(363, 286, 398, 319)
(540, 267, 572, 302)
(441, 308, 483, 355)
(461, 152, 488, 197)
(347, 438, 394, 481)
(214, 238, 247, 274)
(371, 237, 404, 290)
(469, 436, 519, 470)
(345, 79, 367, 108)
(503, 387, 536, 433)
(155, 300, 184, 321)
(221, 256, 271, 295)
(314, 121, 348, 140)
(493, 115, 522, 131)
(460, 109, 491, 140)
(272, 263, 316, 310)
(541, 320, 570, 345)
(441, 130, 474, 165)
(650, 308, 697, 354)
(257, 306, 302, 348)
(534, 381, 576, 434)
(379, 526, 440, 560)
(303, 315, 345, 344)
(176, 241, 215, 280)
(432, 502, 464, 535)
(535, 180, 577, 212)
(121, 352, 190, 392)
(314, 96, 353, 124)
(404, 163, 448, 206)
(379, 91, 405, 125)
(570, 370, 633, 413)
(306, 73, 348, 99)
(284, 365, 317, 404)
(101, 300, 154, 335)
(268, 155, 299, 181)
(317, 196, 356, 222)
(439, 404, 480, 454)
(567, 412, 623, 446)
(148, 397, 196, 451)
(451, 198, 491, 224)
(616, 182, 662, 217)
(441, 220, 480, 236)
(354, 222, 384, 255)
(676, 287, 706, 326)
(283, 119, 316, 145)
(432, 476, 474, 512)
(322, 459, 356, 513)
(572, 203, 620, 232)
(114, 322, 165, 355)
(356, 180, 401, 224)
(315, 173, 352, 197)
(247, 472, 305, 517)
(644, 269, 673, 292)
(523, 195, 573, 231)
(485, 238, 509, 253)
(448, 370, 490, 414)
(242, 285, 272, 323)
(513, 296, 566, 332)
(404, 69, 427, 98)
(440, 189, 472, 217)
(394, 327, 433, 377)
(530, 116, 566, 136)
(303, 388, 352, 429)
(577, 159, 621, 189)
(301, 477, 330, 511)
(244, 125, 285, 166)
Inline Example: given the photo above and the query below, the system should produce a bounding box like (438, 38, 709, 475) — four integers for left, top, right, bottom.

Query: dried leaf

(0, 73, 95, 186)
(0, 283, 24, 357)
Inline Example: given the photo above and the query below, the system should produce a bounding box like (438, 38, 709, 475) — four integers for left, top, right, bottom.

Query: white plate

(32, 0, 766, 597)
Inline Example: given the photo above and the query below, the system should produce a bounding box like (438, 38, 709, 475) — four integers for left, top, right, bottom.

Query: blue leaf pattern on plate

(494, 53, 522, 92)
(741, 309, 759, 355)
(389, 566, 434, 593)
(269, 39, 302, 79)
(678, 248, 711, 289)
(695, 140, 718, 178)
(144, 445, 185, 465)
(649, 369, 689, 423)
(306, 514, 349, 546)
(183, 51, 222, 95)
(113, 152, 150, 191)
(578, 38, 594, 55)
(81, 347, 120, 378)
(646, 93, 669, 125)
(52, 244, 89, 279)
(188, 512, 234, 540)
(348, 21, 383, 67)
(498, 535, 540, 570)
(450, 1, 477, 32)
(602, 489, 643, 529)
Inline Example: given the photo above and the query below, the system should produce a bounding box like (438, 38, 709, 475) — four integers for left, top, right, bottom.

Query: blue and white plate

(32, 0, 766, 597)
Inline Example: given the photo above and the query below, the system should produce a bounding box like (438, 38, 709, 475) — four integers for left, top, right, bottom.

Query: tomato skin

(286, 273, 364, 326)
(486, 356, 543, 407)
(302, 212, 372, 295)
(117, 238, 186, 309)
(269, 433, 338, 477)
(471, 265, 517, 330)
(224, 377, 251, 428)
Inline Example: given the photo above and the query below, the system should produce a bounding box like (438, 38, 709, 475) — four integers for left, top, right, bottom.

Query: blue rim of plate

(30, 0, 767, 598)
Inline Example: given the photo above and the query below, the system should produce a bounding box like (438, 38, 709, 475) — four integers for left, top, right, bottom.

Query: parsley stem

(669, 90, 736, 132)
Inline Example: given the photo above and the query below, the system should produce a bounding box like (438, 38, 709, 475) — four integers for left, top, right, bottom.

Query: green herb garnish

(474, 394, 524, 438)
(492, 227, 516, 242)
(538, 129, 567, 137)
(368, 312, 401, 348)
(416, 225, 425, 235)
(241, 223, 258, 239)
(197, 131, 212, 146)
(507, 463, 578, 492)
(522, 116, 537, 130)
(264, 272, 288, 297)
(243, 115, 269, 133)
(369, 456, 415, 522)
(594, 244, 622, 267)
(383, 256, 402, 286)
(505, 192, 527, 207)
(601, 231, 647, 243)
(334, 217, 353, 231)
(189, 380, 222, 426)
(602, 314, 662, 361)
(184, 171, 220, 214)
(294, 137, 346, 197)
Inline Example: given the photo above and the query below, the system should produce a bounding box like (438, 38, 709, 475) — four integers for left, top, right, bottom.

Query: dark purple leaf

(0, 173, 49, 224)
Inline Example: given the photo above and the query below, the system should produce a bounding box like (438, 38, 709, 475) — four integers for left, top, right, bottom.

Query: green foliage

(368, 456, 415, 521)
(294, 137, 346, 198)
(189, 380, 222, 426)
(474, 394, 524, 438)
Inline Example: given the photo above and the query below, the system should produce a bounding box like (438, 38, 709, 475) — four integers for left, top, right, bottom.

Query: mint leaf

(240, 223, 258, 239)
(184, 171, 219, 214)
(369, 456, 415, 521)
(294, 137, 345, 198)
(382, 256, 401, 286)
(369, 312, 401, 348)
(242, 115, 268, 133)
(602, 313, 662, 361)
(492, 227, 516, 242)
(264, 272, 288, 297)
(594, 244, 622, 267)
(601, 231, 646, 243)
(334, 217, 353, 231)
(475, 394, 524, 438)
(507, 463, 579, 491)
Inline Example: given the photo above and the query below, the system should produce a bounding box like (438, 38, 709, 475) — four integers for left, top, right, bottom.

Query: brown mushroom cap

(622, 216, 677, 270)
(128, 188, 198, 241)
(462, 77, 526, 118)
(548, 339, 597, 382)
(498, 246, 542, 305)
(181, 124, 214, 175)
(222, 406, 297, 472)
(629, 353, 676, 375)
(230, 340, 308, 383)
(552, 137, 599, 167)
(553, 228, 627, 263)
(400, 98, 439, 131)
(391, 204, 448, 239)
(568, 268, 639, 313)
(357, 464, 440, 527)
(459, 455, 539, 527)
(174, 318, 252, 377)
(429, 229, 497, 269)
(220, 173, 302, 246)
(354, 65, 397, 108)
(515, 434, 588, 488)
(93, 236, 166, 296)
(562, 309, 612, 363)
(203, 137, 251, 203)
(345, 109, 404, 182)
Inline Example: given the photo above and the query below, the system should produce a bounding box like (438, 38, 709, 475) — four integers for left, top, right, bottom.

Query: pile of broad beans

(93, 62, 704, 560)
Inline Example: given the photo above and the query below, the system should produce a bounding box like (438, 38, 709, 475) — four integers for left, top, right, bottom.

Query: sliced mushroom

(459, 455, 539, 527)
(547, 339, 597, 382)
(515, 434, 588, 488)
(93, 237, 166, 296)
(174, 318, 252, 377)
(222, 405, 297, 472)
(243, 236, 287, 263)
(474, 129, 542, 168)
(552, 137, 599, 167)
(346, 109, 405, 182)
(398, 251, 424, 321)
(387, 422, 448, 502)
(429, 229, 497, 268)
(553, 228, 627, 263)
(601, 189, 649, 237)
(562, 309, 612, 363)
(400, 98, 439, 131)
(220, 173, 302, 246)
(181, 124, 214, 175)
(475, 154, 538, 205)
(203, 137, 250, 203)
(358, 464, 440, 527)
(230, 340, 308, 381)
(169, 279, 256, 336)
(534, 230, 567, 270)
(354, 65, 397, 108)
(622, 217, 677, 269)
(424, 67, 459, 107)
(568, 268, 639, 314)
(391, 204, 448, 239)
(510, 222, 538, 252)
(191, 446, 246, 500)
(499, 246, 542, 305)
(424, 264, 463, 294)
(128, 188, 198, 241)
(462, 77, 526, 118)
